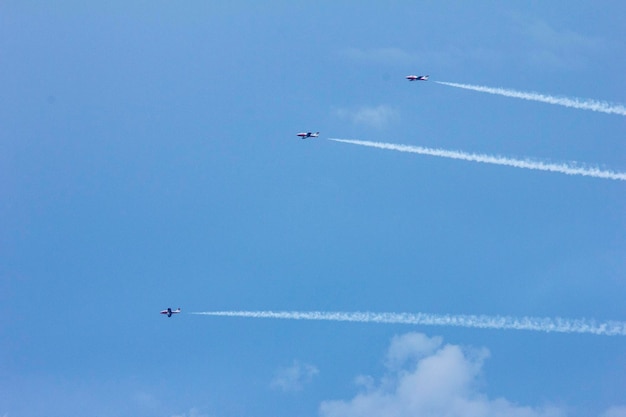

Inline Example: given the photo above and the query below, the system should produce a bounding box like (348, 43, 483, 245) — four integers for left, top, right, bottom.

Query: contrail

(435, 81, 626, 116)
(329, 138, 626, 181)
(191, 311, 626, 336)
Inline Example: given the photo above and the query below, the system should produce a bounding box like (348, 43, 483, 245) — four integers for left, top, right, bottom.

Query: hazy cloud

(320, 332, 565, 417)
(171, 408, 209, 417)
(518, 19, 606, 70)
(339, 45, 504, 70)
(603, 406, 626, 417)
(340, 47, 415, 65)
(133, 391, 160, 410)
(271, 360, 319, 392)
(334, 105, 399, 129)
(526, 20, 602, 51)
(340, 18, 609, 72)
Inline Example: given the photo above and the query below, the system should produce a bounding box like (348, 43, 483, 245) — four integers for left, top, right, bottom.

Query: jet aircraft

(406, 75, 429, 81)
(160, 307, 181, 317)
(297, 132, 319, 139)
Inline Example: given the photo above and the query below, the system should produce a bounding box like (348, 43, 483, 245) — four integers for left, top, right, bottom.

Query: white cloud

(271, 360, 319, 392)
(334, 105, 398, 129)
(319, 332, 565, 417)
(385, 332, 443, 371)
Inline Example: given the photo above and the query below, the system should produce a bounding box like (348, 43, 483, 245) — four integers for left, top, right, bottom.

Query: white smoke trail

(191, 310, 626, 336)
(435, 81, 626, 116)
(328, 138, 626, 181)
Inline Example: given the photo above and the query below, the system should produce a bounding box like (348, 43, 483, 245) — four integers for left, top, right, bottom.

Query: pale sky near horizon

(2, 2, 625, 417)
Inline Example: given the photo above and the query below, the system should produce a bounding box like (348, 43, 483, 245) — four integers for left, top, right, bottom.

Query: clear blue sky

(2, 2, 625, 416)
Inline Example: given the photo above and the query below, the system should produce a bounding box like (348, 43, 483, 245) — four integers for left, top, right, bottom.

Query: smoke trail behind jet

(191, 311, 626, 336)
(435, 81, 626, 116)
(328, 138, 626, 181)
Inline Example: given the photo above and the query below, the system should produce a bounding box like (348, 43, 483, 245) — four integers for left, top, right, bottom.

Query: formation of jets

(163, 75, 429, 318)
(160, 307, 181, 317)
(295, 75, 428, 139)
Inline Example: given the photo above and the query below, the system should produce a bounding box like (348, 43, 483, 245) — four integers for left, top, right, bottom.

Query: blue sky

(2, 1, 625, 416)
